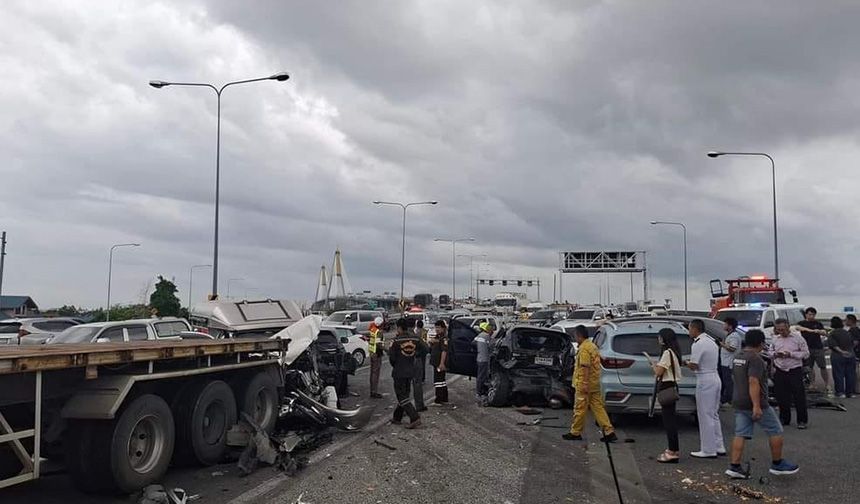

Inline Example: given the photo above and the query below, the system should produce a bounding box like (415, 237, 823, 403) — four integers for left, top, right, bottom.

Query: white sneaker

(690, 451, 718, 459)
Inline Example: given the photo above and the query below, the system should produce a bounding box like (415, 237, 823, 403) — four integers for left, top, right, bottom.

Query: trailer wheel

(66, 394, 175, 494)
(175, 380, 237, 465)
(236, 372, 278, 433)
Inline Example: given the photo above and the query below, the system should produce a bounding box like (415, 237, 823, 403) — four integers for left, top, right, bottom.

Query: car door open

(446, 318, 478, 377)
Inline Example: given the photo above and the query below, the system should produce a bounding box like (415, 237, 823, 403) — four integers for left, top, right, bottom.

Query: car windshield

(495, 299, 517, 307)
(611, 332, 693, 356)
(333, 328, 354, 338)
(570, 310, 594, 319)
(531, 310, 555, 320)
(457, 317, 476, 326)
(326, 313, 348, 323)
(715, 310, 763, 328)
(49, 326, 102, 344)
(736, 291, 783, 304)
(514, 330, 566, 352)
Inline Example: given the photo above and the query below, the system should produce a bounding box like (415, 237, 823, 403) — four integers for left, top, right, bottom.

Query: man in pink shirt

(771, 319, 810, 429)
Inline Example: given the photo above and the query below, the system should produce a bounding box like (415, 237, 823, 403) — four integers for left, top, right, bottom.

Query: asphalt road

(5, 360, 859, 504)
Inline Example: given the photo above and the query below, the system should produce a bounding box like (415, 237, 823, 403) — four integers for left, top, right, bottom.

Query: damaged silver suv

(445, 319, 574, 407)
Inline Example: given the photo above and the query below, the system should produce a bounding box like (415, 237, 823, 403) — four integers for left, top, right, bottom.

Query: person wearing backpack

(651, 328, 684, 463)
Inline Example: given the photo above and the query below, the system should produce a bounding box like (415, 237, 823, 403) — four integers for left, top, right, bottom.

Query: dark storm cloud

(1, 0, 859, 309)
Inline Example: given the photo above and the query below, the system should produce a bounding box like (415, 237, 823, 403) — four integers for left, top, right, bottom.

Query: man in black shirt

(429, 319, 450, 405)
(846, 314, 860, 360)
(796, 307, 829, 393)
(389, 317, 429, 428)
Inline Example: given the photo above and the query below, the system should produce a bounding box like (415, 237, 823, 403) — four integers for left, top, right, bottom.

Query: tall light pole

(373, 200, 438, 311)
(188, 264, 212, 309)
(650, 221, 687, 313)
(150, 72, 290, 300)
(106, 243, 140, 321)
(707, 151, 779, 279)
(434, 238, 475, 305)
(226, 278, 244, 299)
(457, 253, 487, 300)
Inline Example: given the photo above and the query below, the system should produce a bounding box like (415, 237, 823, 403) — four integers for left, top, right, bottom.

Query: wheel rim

(127, 415, 165, 474)
(353, 350, 365, 366)
(254, 389, 275, 428)
(202, 401, 227, 445)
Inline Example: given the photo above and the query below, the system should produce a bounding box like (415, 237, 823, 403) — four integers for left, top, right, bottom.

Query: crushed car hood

(272, 315, 323, 366)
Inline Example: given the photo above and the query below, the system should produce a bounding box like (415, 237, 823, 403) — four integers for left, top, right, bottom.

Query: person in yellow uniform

(563, 325, 617, 442)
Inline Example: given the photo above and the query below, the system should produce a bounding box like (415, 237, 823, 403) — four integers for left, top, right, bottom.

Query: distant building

(0, 295, 40, 318)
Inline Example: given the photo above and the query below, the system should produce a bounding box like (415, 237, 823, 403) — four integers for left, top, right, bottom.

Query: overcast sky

(2, 1, 859, 312)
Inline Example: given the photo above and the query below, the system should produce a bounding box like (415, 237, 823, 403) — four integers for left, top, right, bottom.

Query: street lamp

(650, 221, 687, 313)
(457, 254, 487, 300)
(106, 243, 140, 321)
(226, 278, 244, 299)
(707, 151, 779, 279)
(434, 238, 475, 305)
(373, 200, 438, 311)
(188, 264, 212, 309)
(150, 72, 290, 300)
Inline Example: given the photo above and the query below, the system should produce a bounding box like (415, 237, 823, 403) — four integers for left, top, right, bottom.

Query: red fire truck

(709, 275, 798, 316)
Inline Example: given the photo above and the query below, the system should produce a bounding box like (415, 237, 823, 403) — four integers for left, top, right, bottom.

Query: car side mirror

(96, 337, 110, 343)
(340, 336, 350, 344)
(764, 322, 774, 329)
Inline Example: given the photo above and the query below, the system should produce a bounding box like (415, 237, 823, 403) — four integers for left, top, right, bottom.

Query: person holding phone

(772, 319, 810, 429)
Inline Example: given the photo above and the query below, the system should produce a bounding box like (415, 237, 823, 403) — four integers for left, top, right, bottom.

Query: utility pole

(0, 232, 7, 303)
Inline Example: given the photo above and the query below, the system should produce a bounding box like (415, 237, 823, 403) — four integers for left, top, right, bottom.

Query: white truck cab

(714, 303, 806, 347)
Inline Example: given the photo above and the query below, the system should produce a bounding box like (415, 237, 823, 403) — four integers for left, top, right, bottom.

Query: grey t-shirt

(473, 333, 491, 363)
(720, 330, 743, 367)
(732, 349, 768, 411)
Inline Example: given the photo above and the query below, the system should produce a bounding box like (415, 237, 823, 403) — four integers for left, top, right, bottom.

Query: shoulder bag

(656, 350, 680, 407)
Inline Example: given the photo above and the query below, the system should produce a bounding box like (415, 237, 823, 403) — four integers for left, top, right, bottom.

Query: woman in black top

(828, 316, 856, 398)
(651, 328, 683, 463)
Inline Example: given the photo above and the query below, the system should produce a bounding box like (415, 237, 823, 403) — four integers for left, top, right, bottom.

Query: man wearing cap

(368, 317, 385, 399)
(473, 322, 493, 404)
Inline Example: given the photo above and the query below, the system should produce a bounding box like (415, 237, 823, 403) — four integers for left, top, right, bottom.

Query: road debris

(374, 439, 398, 451)
(676, 469, 782, 503)
(138, 485, 196, 504)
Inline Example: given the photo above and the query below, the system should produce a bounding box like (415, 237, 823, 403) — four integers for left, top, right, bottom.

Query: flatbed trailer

(0, 338, 286, 493)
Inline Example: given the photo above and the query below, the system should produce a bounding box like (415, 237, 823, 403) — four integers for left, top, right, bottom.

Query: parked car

(595, 315, 737, 416)
(525, 309, 567, 327)
(0, 317, 81, 345)
(713, 304, 804, 348)
(322, 310, 384, 335)
(190, 299, 303, 338)
(549, 319, 603, 342)
(445, 320, 575, 407)
(48, 317, 196, 344)
(567, 306, 611, 323)
(323, 324, 370, 366)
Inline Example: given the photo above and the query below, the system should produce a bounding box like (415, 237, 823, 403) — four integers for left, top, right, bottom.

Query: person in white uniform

(686, 319, 726, 458)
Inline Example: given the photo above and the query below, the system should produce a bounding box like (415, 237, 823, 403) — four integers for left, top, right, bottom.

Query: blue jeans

(831, 353, 857, 396)
(734, 406, 783, 439)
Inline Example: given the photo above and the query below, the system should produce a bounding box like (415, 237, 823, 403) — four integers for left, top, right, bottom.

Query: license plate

(534, 356, 554, 366)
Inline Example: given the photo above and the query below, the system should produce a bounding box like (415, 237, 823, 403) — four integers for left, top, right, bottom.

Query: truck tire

(66, 394, 175, 494)
(236, 371, 279, 434)
(486, 371, 511, 407)
(174, 380, 237, 466)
